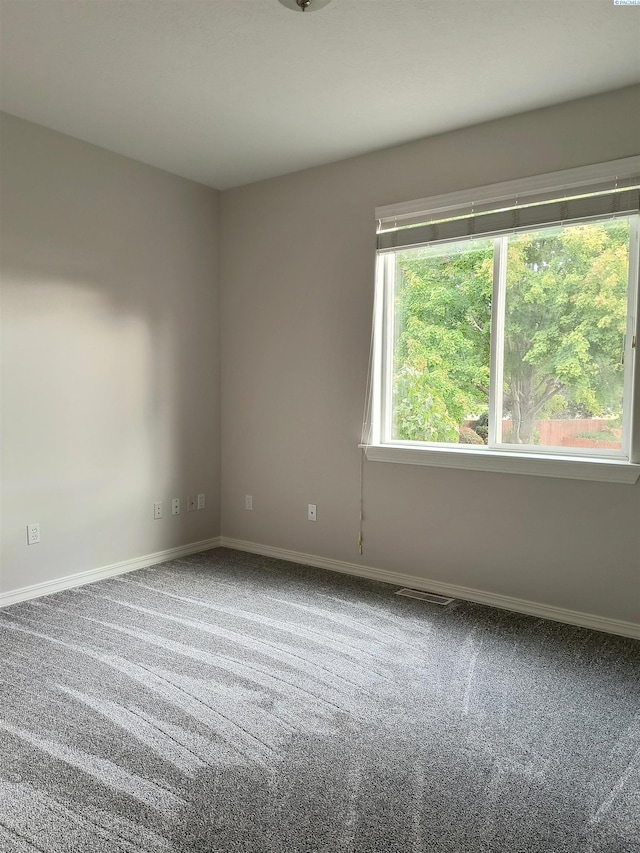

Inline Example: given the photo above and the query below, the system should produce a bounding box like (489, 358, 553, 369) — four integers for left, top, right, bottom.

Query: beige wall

(0, 113, 220, 594)
(220, 86, 640, 625)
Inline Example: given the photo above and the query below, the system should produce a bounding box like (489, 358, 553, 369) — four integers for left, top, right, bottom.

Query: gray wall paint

(2, 88, 639, 624)
(220, 86, 640, 624)
(1, 113, 221, 594)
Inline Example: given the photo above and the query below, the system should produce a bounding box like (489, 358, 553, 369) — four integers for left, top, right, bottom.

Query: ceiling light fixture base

(278, 0, 333, 12)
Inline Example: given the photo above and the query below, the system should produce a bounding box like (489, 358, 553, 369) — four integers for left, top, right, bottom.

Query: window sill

(363, 443, 640, 484)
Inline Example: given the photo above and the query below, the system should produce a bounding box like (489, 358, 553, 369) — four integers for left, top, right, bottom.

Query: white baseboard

(0, 536, 222, 608)
(220, 536, 640, 641)
(3, 534, 638, 641)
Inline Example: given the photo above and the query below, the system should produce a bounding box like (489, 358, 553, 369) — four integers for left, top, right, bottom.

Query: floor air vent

(395, 588, 455, 605)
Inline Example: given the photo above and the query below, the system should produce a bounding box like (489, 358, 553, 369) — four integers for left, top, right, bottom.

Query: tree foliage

(393, 219, 630, 444)
(393, 239, 492, 440)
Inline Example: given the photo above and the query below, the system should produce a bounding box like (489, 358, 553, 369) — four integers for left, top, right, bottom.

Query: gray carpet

(1, 548, 639, 853)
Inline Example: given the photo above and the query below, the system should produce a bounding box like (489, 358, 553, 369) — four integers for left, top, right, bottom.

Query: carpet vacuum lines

(0, 547, 639, 853)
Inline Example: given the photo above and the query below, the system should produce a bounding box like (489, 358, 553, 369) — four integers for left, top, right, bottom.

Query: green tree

(393, 219, 630, 444)
(503, 221, 628, 442)
(393, 239, 493, 441)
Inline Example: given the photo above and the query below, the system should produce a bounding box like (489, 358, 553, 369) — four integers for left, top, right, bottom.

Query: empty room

(1, 1, 639, 851)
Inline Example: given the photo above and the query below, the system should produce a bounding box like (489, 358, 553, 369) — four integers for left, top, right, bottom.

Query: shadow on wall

(1, 269, 179, 574)
(0, 114, 220, 590)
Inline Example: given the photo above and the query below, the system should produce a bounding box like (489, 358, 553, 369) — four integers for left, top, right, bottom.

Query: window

(365, 159, 640, 483)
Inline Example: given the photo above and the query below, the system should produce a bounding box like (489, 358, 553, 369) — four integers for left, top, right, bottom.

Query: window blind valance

(377, 173, 640, 253)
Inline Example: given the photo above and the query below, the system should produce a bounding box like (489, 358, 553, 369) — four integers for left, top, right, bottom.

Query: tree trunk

(516, 407, 537, 444)
(509, 371, 561, 444)
(509, 367, 537, 443)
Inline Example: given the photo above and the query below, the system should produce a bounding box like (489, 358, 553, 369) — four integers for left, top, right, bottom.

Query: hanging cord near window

(358, 446, 365, 555)
(358, 262, 381, 555)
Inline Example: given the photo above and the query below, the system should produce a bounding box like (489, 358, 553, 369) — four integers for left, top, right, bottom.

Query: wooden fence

(537, 418, 621, 448)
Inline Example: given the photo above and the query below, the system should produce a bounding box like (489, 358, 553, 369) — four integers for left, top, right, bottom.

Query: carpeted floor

(0, 548, 639, 853)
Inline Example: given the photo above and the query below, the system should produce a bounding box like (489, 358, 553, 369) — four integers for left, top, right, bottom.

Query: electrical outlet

(245, 495, 253, 511)
(188, 496, 197, 512)
(197, 493, 205, 510)
(171, 498, 181, 515)
(154, 502, 163, 520)
(308, 504, 317, 522)
(27, 523, 40, 545)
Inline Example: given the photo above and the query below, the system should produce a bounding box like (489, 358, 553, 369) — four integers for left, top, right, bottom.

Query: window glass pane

(392, 239, 493, 444)
(498, 218, 631, 450)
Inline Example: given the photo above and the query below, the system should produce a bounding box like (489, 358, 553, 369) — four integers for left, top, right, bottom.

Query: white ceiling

(1, 0, 639, 190)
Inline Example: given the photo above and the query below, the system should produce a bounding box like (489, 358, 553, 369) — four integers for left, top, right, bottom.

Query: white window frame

(366, 158, 640, 484)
